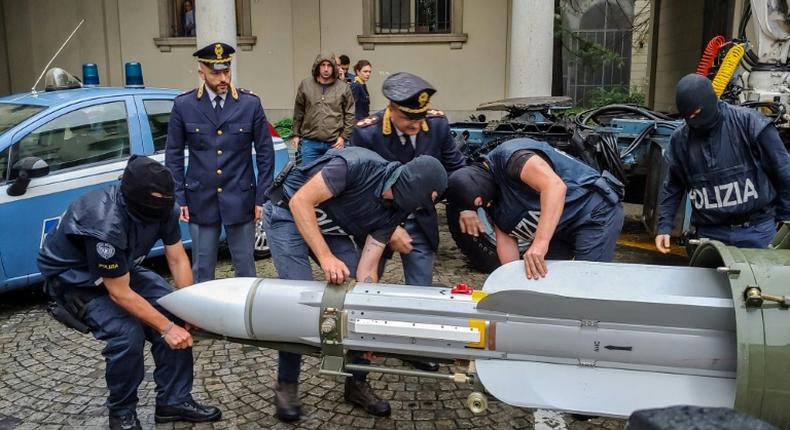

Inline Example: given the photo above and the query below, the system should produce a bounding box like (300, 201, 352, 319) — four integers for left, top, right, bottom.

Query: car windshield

(0, 103, 46, 137)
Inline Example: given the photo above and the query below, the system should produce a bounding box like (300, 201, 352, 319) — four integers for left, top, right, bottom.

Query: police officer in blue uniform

(447, 138, 625, 279)
(165, 42, 274, 282)
(656, 74, 790, 252)
(263, 146, 447, 422)
(351, 72, 465, 286)
(37, 156, 221, 430)
(350, 72, 463, 372)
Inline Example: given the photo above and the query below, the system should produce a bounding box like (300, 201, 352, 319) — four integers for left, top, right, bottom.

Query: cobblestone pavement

(0, 206, 685, 430)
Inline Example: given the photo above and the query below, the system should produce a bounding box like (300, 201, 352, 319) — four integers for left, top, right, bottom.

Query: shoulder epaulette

(176, 88, 197, 99)
(356, 115, 380, 128)
(426, 109, 445, 117)
(238, 87, 260, 99)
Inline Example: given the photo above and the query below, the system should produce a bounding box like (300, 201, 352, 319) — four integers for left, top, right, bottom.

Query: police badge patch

(96, 242, 116, 259)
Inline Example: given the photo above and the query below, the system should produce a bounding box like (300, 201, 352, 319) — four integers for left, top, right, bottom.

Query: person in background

(183, 0, 195, 37)
(292, 52, 355, 165)
(351, 60, 372, 120)
(337, 54, 355, 83)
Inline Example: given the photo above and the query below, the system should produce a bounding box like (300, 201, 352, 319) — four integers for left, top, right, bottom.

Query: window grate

(375, 0, 451, 34)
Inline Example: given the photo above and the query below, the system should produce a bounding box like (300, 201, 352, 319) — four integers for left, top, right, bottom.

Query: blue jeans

(697, 218, 776, 248)
(263, 202, 368, 382)
(189, 220, 256, 283)
(299, 138, 333, 165)
(79, 267, 193, 417)
(548, 196, 625, 262)
(379, 219, 435, 286)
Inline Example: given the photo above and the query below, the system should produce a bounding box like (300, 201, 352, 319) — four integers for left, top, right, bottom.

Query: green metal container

(690, 224, 790, 428)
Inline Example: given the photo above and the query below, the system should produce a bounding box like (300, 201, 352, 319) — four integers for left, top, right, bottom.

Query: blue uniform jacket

(37, 186, 181, 288)
(165, 84, 274, 226)
(349, 108, 465, 249)
(282, 147, 409, 244)
(487, 139, 620, 243)
(657, 102, 790, 233)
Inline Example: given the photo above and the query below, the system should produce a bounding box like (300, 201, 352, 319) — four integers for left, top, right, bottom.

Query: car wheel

(445, 203, 528, 273)
(254, 218, 271, 259)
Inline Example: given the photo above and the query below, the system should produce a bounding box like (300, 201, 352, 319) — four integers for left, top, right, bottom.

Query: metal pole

(344, 364, 470, 383)
(196, 0, 238, 84)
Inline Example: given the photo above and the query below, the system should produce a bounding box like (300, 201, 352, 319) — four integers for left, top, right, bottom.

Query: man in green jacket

(292, 52, 356, 164)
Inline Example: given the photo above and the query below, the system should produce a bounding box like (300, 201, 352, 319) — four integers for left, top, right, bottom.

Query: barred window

(168, 0, 243, 37)
(154, 0, 256, 52)
(376, 0, 451, 34)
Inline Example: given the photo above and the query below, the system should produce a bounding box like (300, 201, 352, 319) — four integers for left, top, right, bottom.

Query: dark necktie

(214, 95, 223, 116)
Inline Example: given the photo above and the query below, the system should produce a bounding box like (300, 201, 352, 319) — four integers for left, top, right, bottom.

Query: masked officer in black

(656, 74, 790, 252)
(350, 72, 464, 372)
(264, 146, 447, 421)
(38, 156, 221, 430)
(447, 138, 625, 279)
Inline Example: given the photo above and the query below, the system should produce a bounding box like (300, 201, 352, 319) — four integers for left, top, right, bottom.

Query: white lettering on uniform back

(315, 208, 348, 235)
(510, 210, 541, 243)
(690, 179, 759, 210)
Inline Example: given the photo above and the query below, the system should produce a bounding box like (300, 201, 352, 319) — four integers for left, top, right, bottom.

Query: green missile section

(689, 223, 790, 429)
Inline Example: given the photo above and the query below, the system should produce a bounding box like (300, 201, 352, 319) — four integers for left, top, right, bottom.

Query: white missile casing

(158, 260, 738, 417)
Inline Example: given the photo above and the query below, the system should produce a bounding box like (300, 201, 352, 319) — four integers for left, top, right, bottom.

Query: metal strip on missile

(352, 319, 480, 342)
(244, 278, 264, 339)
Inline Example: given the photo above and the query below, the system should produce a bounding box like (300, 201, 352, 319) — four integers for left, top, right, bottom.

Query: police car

(0, 64, 289, 293)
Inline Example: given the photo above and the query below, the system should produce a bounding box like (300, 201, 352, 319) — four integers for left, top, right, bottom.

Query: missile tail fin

(475, 359, 736, 417)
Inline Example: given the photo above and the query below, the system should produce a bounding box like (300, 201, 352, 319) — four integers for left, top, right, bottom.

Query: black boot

(344, 378, 391, 417)
(274, 382, 302, 422)
(109, 413, 141, 430)
(154, 399, 221, 423)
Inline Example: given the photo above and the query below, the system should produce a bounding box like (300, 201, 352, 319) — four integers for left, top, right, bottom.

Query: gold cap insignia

(418, 91, 429, 108)
(215, 43, 223, 60)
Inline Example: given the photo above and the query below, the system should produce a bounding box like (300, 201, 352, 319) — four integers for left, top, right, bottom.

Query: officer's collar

(394, 127, 416, 147)
(382, 106, 429, 136)
(203, 84, 226, 103)
(196, 82, 238, 101)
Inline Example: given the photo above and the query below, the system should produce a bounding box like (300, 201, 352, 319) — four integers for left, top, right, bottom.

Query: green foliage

(554, 13, 625, 71)
(274, 117, 293, 138)
(575, 39, 625, 70)
(586, 87, 644, 108)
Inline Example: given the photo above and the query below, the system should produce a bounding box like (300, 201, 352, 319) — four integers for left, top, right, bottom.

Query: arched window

(564, 0, 634, 105)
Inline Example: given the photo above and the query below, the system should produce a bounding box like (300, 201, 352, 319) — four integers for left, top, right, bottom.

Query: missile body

(159, 253, 747, 418)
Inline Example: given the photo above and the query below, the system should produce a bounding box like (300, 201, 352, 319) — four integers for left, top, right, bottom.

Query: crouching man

(37, 155, 221, 430)
(447, 138, 625, 279)
(264, 146, 447, 421)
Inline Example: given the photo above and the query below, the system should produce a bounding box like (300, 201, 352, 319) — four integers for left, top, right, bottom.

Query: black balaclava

(446, 164, 497, 211)
(391, 155, 447, 213)
(675, 73, 721, 134)
(121, 155, 175, 222)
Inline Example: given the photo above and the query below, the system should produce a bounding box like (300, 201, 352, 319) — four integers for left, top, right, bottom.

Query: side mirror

(7, 157, 49, 196)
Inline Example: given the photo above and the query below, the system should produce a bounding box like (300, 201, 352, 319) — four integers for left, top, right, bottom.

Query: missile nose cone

(158, 277, 260, 339)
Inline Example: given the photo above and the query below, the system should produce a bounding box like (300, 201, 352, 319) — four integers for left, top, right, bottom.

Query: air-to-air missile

(159, 226, 790, 428)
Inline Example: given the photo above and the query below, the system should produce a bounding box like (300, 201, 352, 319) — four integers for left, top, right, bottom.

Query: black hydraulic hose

(619, 121, 680, 159)
(575, 104, 672, 130)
